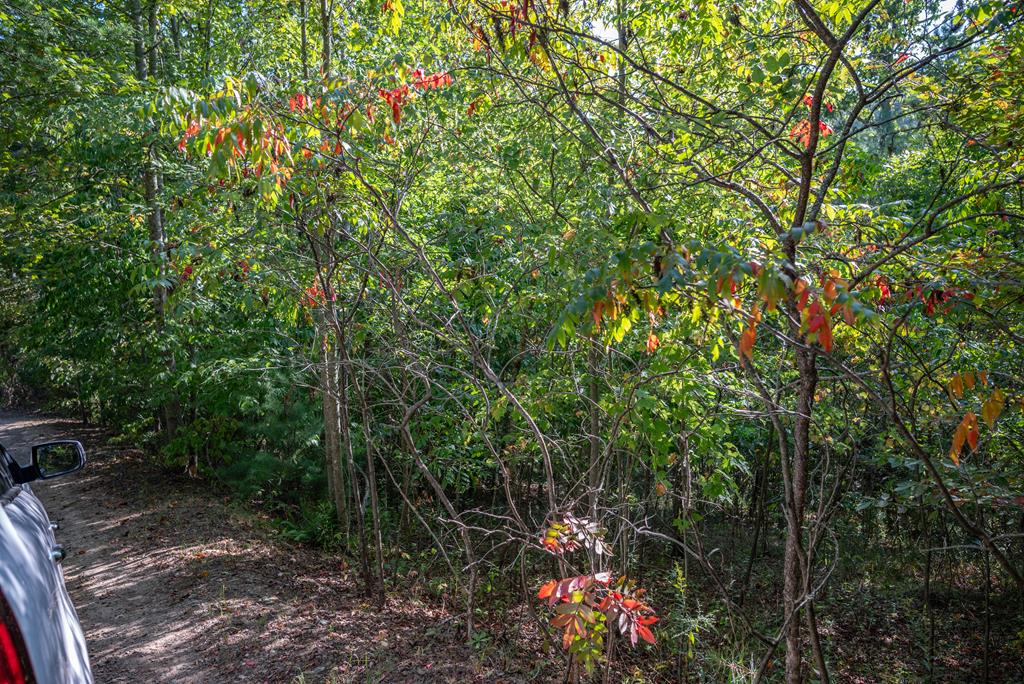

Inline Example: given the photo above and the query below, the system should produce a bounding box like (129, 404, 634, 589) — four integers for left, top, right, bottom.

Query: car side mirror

(12, 441, 86, 484)
(34, 441, 86, 479)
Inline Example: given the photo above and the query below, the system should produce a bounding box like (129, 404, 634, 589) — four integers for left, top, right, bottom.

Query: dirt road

(0, 408, 511, 683)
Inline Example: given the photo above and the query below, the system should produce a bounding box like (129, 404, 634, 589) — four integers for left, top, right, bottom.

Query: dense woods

(2, 0, 1023, 680)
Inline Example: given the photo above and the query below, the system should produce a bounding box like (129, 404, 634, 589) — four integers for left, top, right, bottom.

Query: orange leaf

(950, 422, 966, 466)
(824, 280, 837, 301)
(739, 325, 756, 361)
(646, 332, 660, 353)
(637, 625, 656, 645)
(982, 389, 1005, 428)
(538, 580, 557, 600)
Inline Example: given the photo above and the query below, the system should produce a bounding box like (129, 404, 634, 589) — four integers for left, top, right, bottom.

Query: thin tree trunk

(170, 15, 181, 62)
(338, 352, 371, 590)
(586, 335, 601, 519)
(741, 427, 773, 604)
(925, 532, 934, 681)
(147, 0, 159, 78)
(132, 0, 178, 442)
(354, 367, 385, 608)
(299, 0, 309, 82)
(982, 511, 991, 684)
(806, 599, 830, 684)
(784, 347, 816, 684)
(319, 327, 348, 535)
(131, 0, 147, 80)
(319, 0, 331, 79)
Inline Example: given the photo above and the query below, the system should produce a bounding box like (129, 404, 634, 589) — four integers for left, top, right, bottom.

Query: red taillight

(0, 592, 28, 684)
(0, 619, 26, 684)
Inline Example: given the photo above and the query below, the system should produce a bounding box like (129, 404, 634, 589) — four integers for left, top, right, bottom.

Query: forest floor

(0, 408, 540, 683)
(3, 407, 1023, 683)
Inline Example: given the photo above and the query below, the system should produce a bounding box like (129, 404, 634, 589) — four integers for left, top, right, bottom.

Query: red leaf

(637, 625, 656, 645)
(538, 580, 557, 600)
(965, 411, 979, 451)
(818, 320, 833, 352)
(967, 425, 979, 452)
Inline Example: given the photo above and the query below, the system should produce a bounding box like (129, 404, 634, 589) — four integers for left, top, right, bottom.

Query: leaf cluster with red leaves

(789, 118, 833, 148)
(177, 120, 201, 152)
(788, 94, 836, 147)
(288, 92, 312, 112)
(802, 94, 834, 113)
(379, 69, 453, 124)
(411, 68, 453, 90)
(912, 285, 973, 316)
(379, 85, 411, 124)
(537, 573, 658, 651)
(302, 281, 336, 308)
(947, 371, 1010, 466)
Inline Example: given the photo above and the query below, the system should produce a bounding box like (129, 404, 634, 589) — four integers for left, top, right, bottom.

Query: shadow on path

(0, 408, 515, 683)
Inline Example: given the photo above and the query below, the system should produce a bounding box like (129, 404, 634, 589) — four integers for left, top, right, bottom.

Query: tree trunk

(131, 0, 147, 81)
(338, 352, 370, 590)
(133, 0, 178, 442)
(784, 347, 816, 684)
(299, 0, 309, 82)
(319, 327, 348, 535)
(147, 0, 159, 78)
(586, 336, 601, 519)
(354, 366, 386, 608)
(319, 0, 331, 79)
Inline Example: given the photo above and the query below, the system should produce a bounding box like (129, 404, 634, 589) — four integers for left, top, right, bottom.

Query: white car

(0, 439, 92, 683)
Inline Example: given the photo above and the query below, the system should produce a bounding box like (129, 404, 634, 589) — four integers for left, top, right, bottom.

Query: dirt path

(0, 408, 525, 683)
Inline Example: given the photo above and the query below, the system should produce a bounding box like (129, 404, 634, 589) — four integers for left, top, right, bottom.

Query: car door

(0, 445, 92, 684)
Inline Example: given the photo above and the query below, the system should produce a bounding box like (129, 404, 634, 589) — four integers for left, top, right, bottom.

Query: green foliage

(2, 0, 1023, 680)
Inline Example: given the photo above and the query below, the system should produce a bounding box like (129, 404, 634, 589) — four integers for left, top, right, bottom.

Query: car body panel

(1, 445, 92, 683)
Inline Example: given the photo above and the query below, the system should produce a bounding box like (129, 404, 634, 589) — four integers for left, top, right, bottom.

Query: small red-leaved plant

(537, 516, 657, 671)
